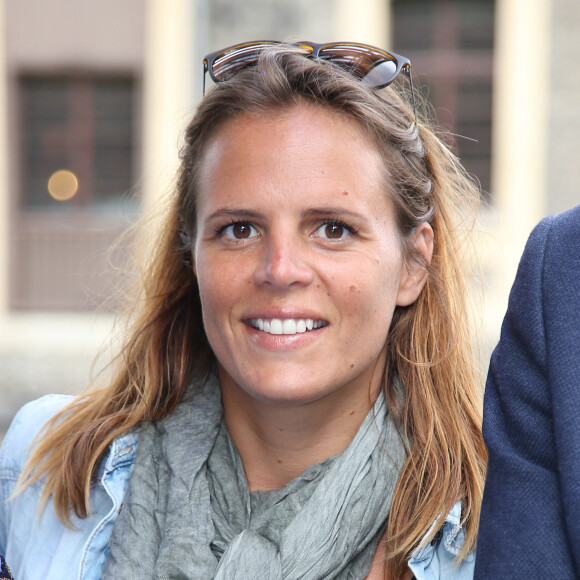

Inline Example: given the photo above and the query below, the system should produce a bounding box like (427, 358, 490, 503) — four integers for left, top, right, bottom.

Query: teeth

(250, 318, 326, 335)
(270, 319, 283, 334)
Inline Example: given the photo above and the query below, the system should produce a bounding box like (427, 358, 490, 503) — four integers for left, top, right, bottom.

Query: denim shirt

(0, 395, 475, 579)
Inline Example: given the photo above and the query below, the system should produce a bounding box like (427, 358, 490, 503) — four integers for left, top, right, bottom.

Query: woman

(0, 42, 486, 579)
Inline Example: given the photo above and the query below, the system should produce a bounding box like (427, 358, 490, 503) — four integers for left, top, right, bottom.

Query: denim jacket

(0, 395, 475, 579)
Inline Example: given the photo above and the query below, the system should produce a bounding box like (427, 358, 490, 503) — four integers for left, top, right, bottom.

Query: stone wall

(208, 0, 335, 49)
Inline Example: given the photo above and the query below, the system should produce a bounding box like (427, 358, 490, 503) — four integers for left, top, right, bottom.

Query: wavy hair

(19, 45, 486, 579)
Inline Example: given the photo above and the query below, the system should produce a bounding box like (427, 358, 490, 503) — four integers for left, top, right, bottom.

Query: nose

(253, 234, 315, 289)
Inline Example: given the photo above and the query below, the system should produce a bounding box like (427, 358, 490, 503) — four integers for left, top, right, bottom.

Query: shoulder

(516, 205, 580, 340)
(545, 204, 580, 241)
(496, 205, 580, 356)
(540, 205, 580, 289)
(0, 395, 73, 564)
(1, 396, 138, 577)
(0, 395, 74, 477)
(521, 204, 580, 272)
(533, 204, 580, 235)
(409, 502, 475, 579)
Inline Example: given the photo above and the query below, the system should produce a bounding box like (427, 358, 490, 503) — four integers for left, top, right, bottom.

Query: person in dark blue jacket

(475, 204, 580, 578)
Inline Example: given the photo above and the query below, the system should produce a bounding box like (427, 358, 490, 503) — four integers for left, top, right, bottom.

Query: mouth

(249, 318, 328, 335)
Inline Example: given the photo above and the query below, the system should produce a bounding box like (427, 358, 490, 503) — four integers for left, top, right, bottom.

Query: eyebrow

(301, 207, 367, 221)
(206, 206, 368, 222)
(205, 208, 264, 222)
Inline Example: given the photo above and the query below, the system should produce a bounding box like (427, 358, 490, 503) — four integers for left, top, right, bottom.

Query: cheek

(340, 277, 396, 322)
(195, 260, 229, 318)
(348, 261, 403, 325)
(195, 255, 251, 334)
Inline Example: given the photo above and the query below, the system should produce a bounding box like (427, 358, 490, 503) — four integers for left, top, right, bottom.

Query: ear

(396, 222, 434, 307)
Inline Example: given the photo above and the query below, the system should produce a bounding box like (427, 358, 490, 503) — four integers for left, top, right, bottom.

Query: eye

(221, 221, 259, 240)
(313, 220, 354, 240)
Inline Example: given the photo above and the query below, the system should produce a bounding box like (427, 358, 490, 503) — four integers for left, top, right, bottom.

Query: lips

(249, 318, 328, 335)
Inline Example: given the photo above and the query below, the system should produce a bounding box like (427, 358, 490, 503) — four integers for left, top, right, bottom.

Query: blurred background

(0, 0, 579, 436)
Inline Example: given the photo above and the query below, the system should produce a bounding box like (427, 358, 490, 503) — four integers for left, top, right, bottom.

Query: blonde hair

(19, 46, 486, 579)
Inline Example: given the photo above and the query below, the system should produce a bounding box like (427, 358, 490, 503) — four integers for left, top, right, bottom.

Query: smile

(249, 318, 328, 335)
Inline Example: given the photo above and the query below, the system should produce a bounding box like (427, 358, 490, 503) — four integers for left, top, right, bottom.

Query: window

(20, 76, 135, 209)
(392, 0, 495, 195)
(12, 74, 139, 310)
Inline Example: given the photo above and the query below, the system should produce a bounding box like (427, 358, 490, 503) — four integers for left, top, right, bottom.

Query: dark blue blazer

(475, 205, 580, 578)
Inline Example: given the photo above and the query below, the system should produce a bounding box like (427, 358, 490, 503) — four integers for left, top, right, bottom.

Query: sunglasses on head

(203, 40, 416, 121)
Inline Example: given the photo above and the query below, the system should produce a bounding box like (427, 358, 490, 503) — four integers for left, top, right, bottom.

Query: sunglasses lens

(318, 44, 399, 87)
(206, 42, 407, 93)
(360, 60, 398, 86)
(211, 42, 280, 81)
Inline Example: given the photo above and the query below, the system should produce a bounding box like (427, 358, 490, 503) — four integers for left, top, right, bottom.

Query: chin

(244, 383, 329, 407)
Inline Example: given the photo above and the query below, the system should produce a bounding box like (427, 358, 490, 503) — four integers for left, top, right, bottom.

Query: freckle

(277, 459, 283, 464)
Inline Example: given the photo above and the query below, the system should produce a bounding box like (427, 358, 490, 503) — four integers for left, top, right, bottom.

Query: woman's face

(193, 104, 429, 409)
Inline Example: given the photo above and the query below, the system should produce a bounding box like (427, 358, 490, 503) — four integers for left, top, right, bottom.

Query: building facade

(0, 0, 579, 433)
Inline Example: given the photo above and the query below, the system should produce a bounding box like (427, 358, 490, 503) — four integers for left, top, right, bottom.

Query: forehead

(197, 104, 386, 192)
(192, 104, 402, 238)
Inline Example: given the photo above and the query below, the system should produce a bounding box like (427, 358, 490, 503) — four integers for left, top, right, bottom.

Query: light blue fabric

(0, 395, 475, 580)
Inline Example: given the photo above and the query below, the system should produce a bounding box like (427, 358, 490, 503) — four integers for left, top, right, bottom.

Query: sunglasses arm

(406, 67, 418, 127)
(202, 61, 209, 96)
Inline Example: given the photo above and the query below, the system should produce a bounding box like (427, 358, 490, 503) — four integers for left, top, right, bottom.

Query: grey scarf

(104, 375, 407, 579)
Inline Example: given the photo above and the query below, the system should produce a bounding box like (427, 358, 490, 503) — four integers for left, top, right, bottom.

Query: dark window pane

(21, 78, 69, 207)
(458, 1, 495, 50)
(392, 0, 495, 197)
(456, 80, 492, 191)
(391, 0, 435, 51)
(19, 75, 135, 209)
(15, 74, 138, 311)
(93, 80, 135, 206)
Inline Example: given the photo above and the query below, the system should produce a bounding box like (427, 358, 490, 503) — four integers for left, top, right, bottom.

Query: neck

(219, 371, 382, 492)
